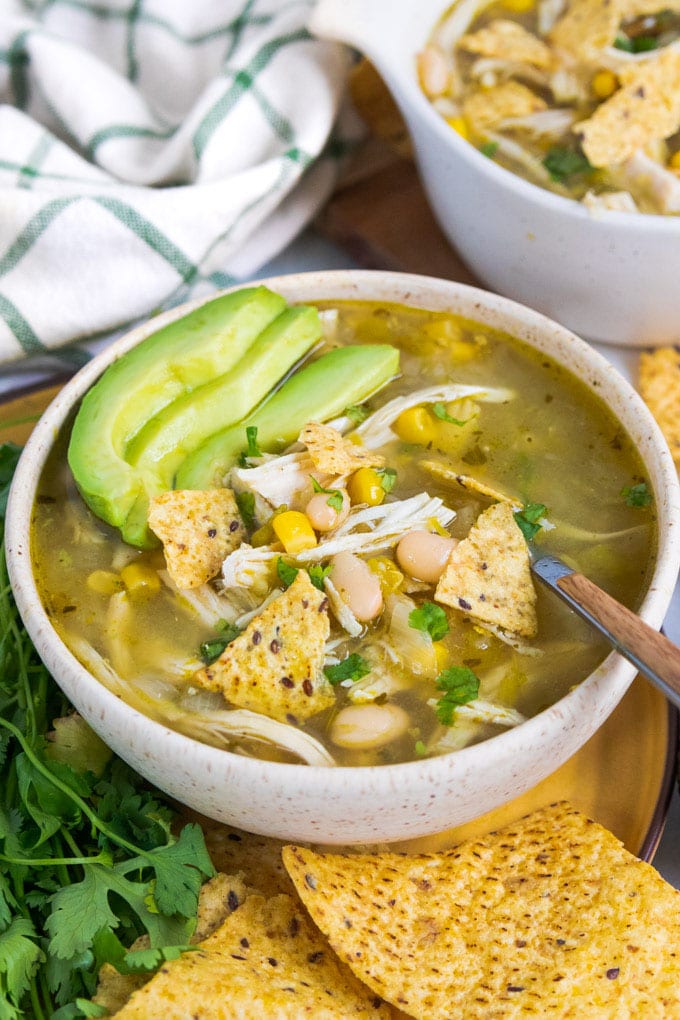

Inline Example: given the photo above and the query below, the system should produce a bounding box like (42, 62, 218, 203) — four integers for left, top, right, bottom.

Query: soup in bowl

(7, 271, 680, 843)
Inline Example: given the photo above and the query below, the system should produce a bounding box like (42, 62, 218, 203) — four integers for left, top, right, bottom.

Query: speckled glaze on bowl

(7, 271, 680, 844)
(310, 0, 680, 347)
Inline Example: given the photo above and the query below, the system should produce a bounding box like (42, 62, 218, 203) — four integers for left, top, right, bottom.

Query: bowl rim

(394, 10, 680, 232)
(7, 269, 680, 793)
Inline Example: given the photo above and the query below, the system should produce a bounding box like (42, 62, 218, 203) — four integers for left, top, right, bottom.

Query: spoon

(530, 553, 680, 710)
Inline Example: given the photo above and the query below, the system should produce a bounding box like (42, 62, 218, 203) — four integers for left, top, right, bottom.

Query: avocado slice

(68, 286, 287, 530)
(174, 344, 401, 492)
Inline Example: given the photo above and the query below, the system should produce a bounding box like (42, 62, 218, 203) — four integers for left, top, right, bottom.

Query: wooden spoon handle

(531, 555, 680, 709)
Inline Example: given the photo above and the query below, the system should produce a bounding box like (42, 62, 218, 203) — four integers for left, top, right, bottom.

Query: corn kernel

(433, 641, 450, 671)
(427, 516, 451, 538)
(347, 467, 386, 507)
(669, 150, 680, 171)
(86, 569, 123, 596)
(446, 115, 469, 140)
(367, 556, 404, 596)
(502, 0, 535, 11)
(591, 70, 617, 99)
(393, 406, 438, 445)
(271, 510, 317, 555)
(120, 562, 161, 597)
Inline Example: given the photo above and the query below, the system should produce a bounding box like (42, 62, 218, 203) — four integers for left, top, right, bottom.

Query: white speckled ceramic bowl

(310, 0, 680, 347)
(7, 271, 680, 844)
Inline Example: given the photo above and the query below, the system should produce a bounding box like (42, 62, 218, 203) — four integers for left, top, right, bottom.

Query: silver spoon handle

(531, 554, 680, 709)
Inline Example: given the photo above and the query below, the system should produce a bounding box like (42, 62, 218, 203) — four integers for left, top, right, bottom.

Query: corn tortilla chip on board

(111, 891, 393, 1019)
(283, 802, 680, 1020)
(576, 48, 680, 167)
(638, 349, 680, 469)
(192, 570, 334, 724)
(300, 421, 385, 475)
(459, 19, 553, 68)
(435, 501, 537, 638)
(462, 81, 547, 132)
(148, 488, 245, 589)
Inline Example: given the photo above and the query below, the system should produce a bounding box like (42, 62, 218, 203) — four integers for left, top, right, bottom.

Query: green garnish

(435, 666, 480, 724)
(415, 739, 428, 756)
(0, 443, 215, 1017)
(614, 32, 658, 51)
(432, 401, 469, 426)
(514, 502, 547, 542)
(311, 476, 344, 513)
(621, 482, 652, 508)
(479, 141, 498, 158)
(345, 403, 369, 426)
(408, 602, 450, 642)
(200, 618, 242, 662)
(238, 425, 262, 466)
(377, 467, 397, 494)
(542, 146, 592, 183)
(324, 654, 372, 685)
(277, 557, 299, 588)
(235, 491, 256, 530)
(308, 563, 332, 591)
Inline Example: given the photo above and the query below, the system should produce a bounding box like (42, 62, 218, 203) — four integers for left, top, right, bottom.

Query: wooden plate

(3, 371, 676, 862)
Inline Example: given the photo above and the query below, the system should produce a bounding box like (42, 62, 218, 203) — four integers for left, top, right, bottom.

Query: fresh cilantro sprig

(408, 602, 449, 642)
(235, 491, 256, 530)
(376, 467, 397, 494)
(344, 404, 369, 426)
(277, 559, 331, 593)
(435, 666, 480, 724)
(238, 425, 262, 466)
(621, 482, 652, 508)
(199, 620, 242, 663)
(308, 563, 332, 591)
(0, 443, 215, 1018)
(514, 502, 547, 542)
(324, 654, 371, 685)
(432, 402, 469, 426)
(542, 146, 592, 183)
(311, 476, 344, 513)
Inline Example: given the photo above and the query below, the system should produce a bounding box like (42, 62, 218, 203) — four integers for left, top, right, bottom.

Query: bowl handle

(308, 0, 403, 72)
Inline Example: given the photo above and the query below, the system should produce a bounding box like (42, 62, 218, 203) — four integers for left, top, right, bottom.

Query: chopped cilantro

(514, 502, 547, 542)
(308, 563, 332, 590)
(199, 622, 241, 663)
(432, 401, 469, 426)
(345, 403, 369, 426)
(324, 654, 372, 685)
(479, 140, 498, 158)
(614, 32, 657, 50)
(435, 666, 480, 724)
(235, 491, 256, 530)
(238, 425, 262, 466)
(415, 739, 428, 756)
(377, 467, 397, 494)
(311, 476, 344, 513)
(542, 146, 592, 182)
(408, 602, 450, 642)
(621, 482, 652, 508)
(277, 557, 299, 588)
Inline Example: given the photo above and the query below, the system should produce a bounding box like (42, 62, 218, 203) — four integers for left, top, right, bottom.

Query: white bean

(330, 551, 383, 622)
(396, 530, 457, 583)
(417, 46, 451, 99)
(330, 702, 410, 750)
(305, 489, 350, 533)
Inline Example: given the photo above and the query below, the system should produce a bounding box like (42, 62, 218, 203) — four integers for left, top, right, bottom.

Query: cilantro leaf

(514, 502, 547, 542)
(277, 557, 299, 589)
(199, 622, 241, 664)
(408, 602, 449, 642)
(0, 917, 44, 1013)
(308, 563, 332, 591)
(414, 739, 428, 756)
(245, 426, 261, 458)
(435, 667, 480, 725)
(542, 146, 592, 182)
(311, 477, 344, 513)
(235, 491, 256, 530)
(324, 654, 372, 685)
(433, 402, 469, 426)
(621, 482, 652, 508)
(344, 404, 369, 426)
(377, 467, 397, 494)
(479, 141, 498, 158)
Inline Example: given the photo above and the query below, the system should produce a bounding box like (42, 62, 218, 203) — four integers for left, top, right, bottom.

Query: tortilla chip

(187, 813, 298, 899)
(148, 489, 245, 590)
(639, 346, 680, 467)
(549, 0, 622, 59)
(576, 48, 680, 167)
(420, 460, 518, 505)
(462, 81, 547, 132)
(435, 502, 537, 638)
(283, 801, 680, 1020)
(94, 873, 248, 1014)
(192, 570, 333, 724)
(112, 892, 393, 1019)
(300, 422, 385, 476)
(459, 19, 553, 68)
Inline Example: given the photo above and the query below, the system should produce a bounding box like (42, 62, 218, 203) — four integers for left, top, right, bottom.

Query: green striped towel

(0, 0, 352, 365)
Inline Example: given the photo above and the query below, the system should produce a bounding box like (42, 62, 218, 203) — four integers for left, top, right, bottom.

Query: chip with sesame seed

(283, 801, 680, 1020)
